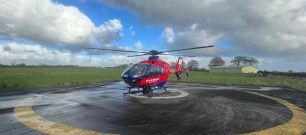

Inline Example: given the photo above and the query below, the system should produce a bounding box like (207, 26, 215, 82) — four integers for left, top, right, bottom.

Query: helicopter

(89, 45, 213, 95)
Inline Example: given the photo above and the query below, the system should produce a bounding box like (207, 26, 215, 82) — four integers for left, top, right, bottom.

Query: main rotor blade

(127, 53, 150, 57)
(160, 45, 214, 53)
(88, 48, 147, 53)
(159, 53, 197, 57)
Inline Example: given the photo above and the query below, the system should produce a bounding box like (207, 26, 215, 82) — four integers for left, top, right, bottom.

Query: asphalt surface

(0, 81, 306, 135)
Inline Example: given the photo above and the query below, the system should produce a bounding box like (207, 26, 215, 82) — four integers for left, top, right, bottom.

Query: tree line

(209, 56, 259, 68)
(168, 56, 259, 71)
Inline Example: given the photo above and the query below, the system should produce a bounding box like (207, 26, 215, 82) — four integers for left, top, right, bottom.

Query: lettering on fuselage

(145, 78, 160, 83)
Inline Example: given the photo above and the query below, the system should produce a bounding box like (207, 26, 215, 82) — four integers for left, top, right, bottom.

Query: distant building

(210, 65, 257, 73)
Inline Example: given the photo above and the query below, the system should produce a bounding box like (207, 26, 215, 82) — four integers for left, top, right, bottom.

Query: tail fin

(175, 57, 183, 73)
(171, 57, 189, 80)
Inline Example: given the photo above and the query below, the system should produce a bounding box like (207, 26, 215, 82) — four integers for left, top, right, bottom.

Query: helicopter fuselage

(121, 56, 170, 88)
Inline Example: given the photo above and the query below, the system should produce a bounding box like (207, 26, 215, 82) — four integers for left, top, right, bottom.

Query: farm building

(210, 65, 257, 73)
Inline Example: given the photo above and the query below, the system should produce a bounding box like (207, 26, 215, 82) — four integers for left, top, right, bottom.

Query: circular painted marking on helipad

(126, 89, 189, 99)
(13, 91, 306, 135)
(242, 92, 306, 135)
(14, 96, 117, 135)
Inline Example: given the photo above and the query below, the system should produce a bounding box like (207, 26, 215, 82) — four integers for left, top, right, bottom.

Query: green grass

(0, 67, 122, 90)
(168, 71, 306, 93)
(0, 67, 305, 93)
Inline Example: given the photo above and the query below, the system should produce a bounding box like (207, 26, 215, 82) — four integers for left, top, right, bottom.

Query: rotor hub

(149, 50, 160, 55)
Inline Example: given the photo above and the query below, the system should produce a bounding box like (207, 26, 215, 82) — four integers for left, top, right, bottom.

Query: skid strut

(124, 86, 168, 95)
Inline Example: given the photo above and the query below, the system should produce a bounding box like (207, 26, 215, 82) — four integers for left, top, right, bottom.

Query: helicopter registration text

(145, 78, 160, 83)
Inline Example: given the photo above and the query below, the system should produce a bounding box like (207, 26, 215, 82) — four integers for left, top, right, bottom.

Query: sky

(0, 0, 306, 72)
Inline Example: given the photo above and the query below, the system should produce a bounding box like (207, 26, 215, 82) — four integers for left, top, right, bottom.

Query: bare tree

(231, 56, 258, 66)
(209, 57, 225, 68)
(187, 60, 199, 70)
(231, 56, 244, 66)
(246, 57, 259, 66)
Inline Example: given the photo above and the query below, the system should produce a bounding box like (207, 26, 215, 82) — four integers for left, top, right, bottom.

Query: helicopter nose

(122, 74, 128, 78)
(122, 75, 141, 85)
(132, 78, 141, 83)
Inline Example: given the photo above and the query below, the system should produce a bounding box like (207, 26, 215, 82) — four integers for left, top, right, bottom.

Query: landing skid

(124, 86, 168, 97)
(123, 87, 142, 94)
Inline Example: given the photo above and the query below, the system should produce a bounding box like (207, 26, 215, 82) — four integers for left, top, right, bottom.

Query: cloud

(134, 41, 143, 49)
(163, 27, 226, 56)
(129, 26, 136, 36)
(161, 27, 174, 44)
(101, 0, 306, 57)
(190, 23, 198, 30)
(0, 42, 139, 67)
(92, 19, 123, 44)
(0, 0, 123, 50)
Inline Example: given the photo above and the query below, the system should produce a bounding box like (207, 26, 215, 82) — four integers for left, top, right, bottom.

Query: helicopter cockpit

(122, 63, 164, 79)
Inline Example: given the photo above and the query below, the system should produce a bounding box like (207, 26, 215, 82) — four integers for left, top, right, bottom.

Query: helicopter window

(146, 65, 164, 77)
(128, 64, 148, 78)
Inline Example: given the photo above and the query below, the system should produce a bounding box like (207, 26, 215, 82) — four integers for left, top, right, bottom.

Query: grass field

(169, 71, 306, 93)
(0, 67, 305, 93)
(0, 67, 122, 89)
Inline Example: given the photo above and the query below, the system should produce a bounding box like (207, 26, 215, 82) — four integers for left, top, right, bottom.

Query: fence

(257, 71, 306, 80)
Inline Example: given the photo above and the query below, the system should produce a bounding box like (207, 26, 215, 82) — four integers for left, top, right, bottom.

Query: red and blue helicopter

(89, 45, 213, 95)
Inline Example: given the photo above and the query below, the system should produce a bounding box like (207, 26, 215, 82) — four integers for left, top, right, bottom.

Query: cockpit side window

(123, 63, 164, 78)
(146, 65, 164, 77)
(128, 64, 147, 78)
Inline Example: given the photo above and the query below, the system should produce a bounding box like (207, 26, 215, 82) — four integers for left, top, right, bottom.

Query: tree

(117, 64, 129, 68)
(230, 56, 244, 66)
(187, 60, 199, 70)
(245, 57, 259, 66)
(231, 56, 259, 66)
(209, 57, 225, 68)
(16, 63, 26, 67)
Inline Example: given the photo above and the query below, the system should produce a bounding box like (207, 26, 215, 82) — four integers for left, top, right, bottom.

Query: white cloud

(92, 19, 123, 44)
(162, 27, 174, 44)
(166, 28, 224, 56)
(190, 23, 197, 30)
(128, 25, 136, 36)
(101, 0, 306, 57)
(0, 42, 139, 67)
(134, 41, 143, 49)
(161, 25, 224, 56)
(0, 0, 123, 50)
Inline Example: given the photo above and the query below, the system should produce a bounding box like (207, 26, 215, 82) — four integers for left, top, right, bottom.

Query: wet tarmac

(0, 81, 306, 135)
